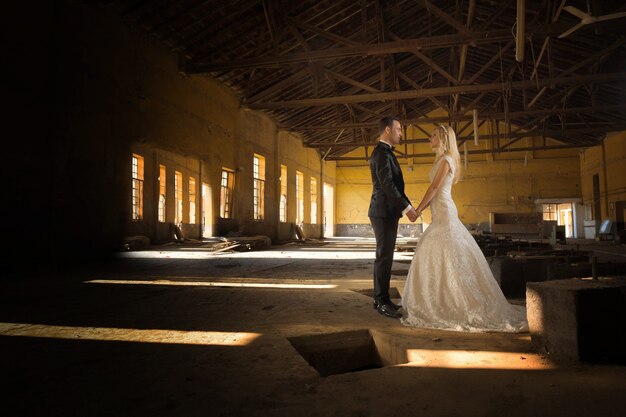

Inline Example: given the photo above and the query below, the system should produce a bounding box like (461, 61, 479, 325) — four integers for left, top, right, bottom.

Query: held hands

(406, 207, 419, 222)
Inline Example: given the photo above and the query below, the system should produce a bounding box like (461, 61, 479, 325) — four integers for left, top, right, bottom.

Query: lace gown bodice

(428, 156, 458, 225)
(401, 156, 528, 333)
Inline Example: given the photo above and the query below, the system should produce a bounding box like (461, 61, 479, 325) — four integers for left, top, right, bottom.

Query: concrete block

(547, 262, 626, 280)
(473, 236, 552, 257)
(526, 277, 626, 363)
(489, 255, 568, 297)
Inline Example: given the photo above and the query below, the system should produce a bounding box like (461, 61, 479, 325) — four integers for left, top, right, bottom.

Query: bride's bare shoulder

(441, 154, 455, 170)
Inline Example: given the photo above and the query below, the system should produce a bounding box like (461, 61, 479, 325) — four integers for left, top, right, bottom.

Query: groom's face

(388, 120, 403, 145)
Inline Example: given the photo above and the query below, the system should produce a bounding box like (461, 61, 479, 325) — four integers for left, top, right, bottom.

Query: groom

(368, 116, 417, 318)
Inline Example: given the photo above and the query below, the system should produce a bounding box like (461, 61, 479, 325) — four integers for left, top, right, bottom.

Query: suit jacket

(368, 142, 411, 218)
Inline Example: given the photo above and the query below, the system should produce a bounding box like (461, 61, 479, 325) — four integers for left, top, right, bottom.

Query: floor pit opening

(288, 329, 401, 377)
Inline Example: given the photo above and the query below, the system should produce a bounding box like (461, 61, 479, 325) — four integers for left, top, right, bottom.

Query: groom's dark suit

(368, 141, 411, 306)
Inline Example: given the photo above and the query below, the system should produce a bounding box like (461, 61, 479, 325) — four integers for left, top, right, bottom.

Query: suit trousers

(370, 216, 399, 304)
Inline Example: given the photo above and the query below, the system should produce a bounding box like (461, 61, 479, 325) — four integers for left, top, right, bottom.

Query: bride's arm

(415, 159, 451, 215)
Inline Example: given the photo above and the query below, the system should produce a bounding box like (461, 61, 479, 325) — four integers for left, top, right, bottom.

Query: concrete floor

(2, 237, 625, 416)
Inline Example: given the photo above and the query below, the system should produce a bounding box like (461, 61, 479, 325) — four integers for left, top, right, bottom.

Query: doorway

(202, 183, 213, 238)
(558, 204, 573, 238)
(541, 202, 575, 238)
(323, 183, 334, 237)
(592, 174, 601, 233)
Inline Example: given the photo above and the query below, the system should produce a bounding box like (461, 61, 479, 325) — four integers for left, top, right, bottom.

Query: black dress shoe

(373, 300, 401, 310)
(377, 303, 402, 318)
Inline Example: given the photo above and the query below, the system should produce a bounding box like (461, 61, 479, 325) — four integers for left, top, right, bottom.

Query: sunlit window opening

(158, 164, 166, 222)
(543, 203, 573, 237)
(280, 164, 287, 222)
(189, 176, 196, 224)
(175, 171, 183, 224)
(253, 154, 265, 220)
(131, 153, 144, 220)
(310, 176, 318, 224)
(296, 170, 304, 225)
(220, 168, 234, 218)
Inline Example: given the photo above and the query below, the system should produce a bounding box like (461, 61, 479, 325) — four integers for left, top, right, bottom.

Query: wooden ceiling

(109, 0, 626, 160)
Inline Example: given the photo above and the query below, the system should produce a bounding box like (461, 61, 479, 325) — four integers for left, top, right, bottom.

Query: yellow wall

(580, 130, 626, 223)
(277, 131, 336, 239)
(48, 0, 336, 247)
(337, 117, 582, 228)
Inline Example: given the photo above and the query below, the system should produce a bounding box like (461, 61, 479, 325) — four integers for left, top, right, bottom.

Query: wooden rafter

(328, 143, 596, 161)
(287, 104, 626, 130)
(248, 72, 626, 109)
(419, 0, 475, 39)
(114, 0, 626, 157)
(183, 24, 570, 73)
(306, 124, 626, 149)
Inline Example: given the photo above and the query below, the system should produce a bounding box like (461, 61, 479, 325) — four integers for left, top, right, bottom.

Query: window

(131, 154, 144, 220)
(279, 165, 287, 222)
(220, 168, 234, 218)
(543, 203, 573, 238)
(189, 177, 196, 224)
(158, 165, 166, 222)
(542, 204, 557, 221)
(253, 154, 266, 220)
(310, 177, 317, 224)
(296, 170, 304, 225)
(175, 171, 183, 224)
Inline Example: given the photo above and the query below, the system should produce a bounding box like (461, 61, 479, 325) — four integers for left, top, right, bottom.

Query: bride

(401, 124, 528, 333)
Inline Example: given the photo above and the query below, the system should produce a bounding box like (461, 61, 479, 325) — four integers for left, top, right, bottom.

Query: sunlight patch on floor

(85, 279, 338, 289)
(402, 348, 555, 370)
(0, 322, 261, 346)
(116, 250, 380, 260)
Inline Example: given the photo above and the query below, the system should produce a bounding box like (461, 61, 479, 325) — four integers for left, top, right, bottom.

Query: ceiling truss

(109, 0, 626, 161)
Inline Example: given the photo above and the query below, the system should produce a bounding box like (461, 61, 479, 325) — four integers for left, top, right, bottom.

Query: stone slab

(526, 277, 626, 363)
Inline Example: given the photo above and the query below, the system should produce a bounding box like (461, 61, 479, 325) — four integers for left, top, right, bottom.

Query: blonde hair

(434, 124, 462, 183)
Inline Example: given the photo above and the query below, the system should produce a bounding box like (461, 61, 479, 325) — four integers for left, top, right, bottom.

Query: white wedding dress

(401, 156, 528, 333)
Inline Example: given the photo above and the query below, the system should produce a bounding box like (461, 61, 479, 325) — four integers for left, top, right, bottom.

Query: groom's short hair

(379, 116, 400, 135)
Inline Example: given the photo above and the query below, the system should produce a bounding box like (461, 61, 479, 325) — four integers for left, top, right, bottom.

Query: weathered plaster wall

(6, 1, 337, 266)
(276, 131, 336, 240)
(336, 119, 582, 236)
(580, 131, 626, 231)
(50, 0, 244, 251)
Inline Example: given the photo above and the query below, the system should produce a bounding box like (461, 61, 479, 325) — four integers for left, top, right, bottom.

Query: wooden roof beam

(528, 37, 626, 109)
(288, 104, 626, 130)
(326, 143, 596, 160)
(324, 69, 381, 93)
(286, 16, 360, 47)
(419, 0, 475, 40)
(247, 72, 626, 109)
(306, 124, 626, 148)
(183, 24, 569, 73)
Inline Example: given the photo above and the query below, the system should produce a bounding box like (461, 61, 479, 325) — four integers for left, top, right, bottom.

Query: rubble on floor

(122, 235, 150, 251)
(210, 235, 272, 253)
